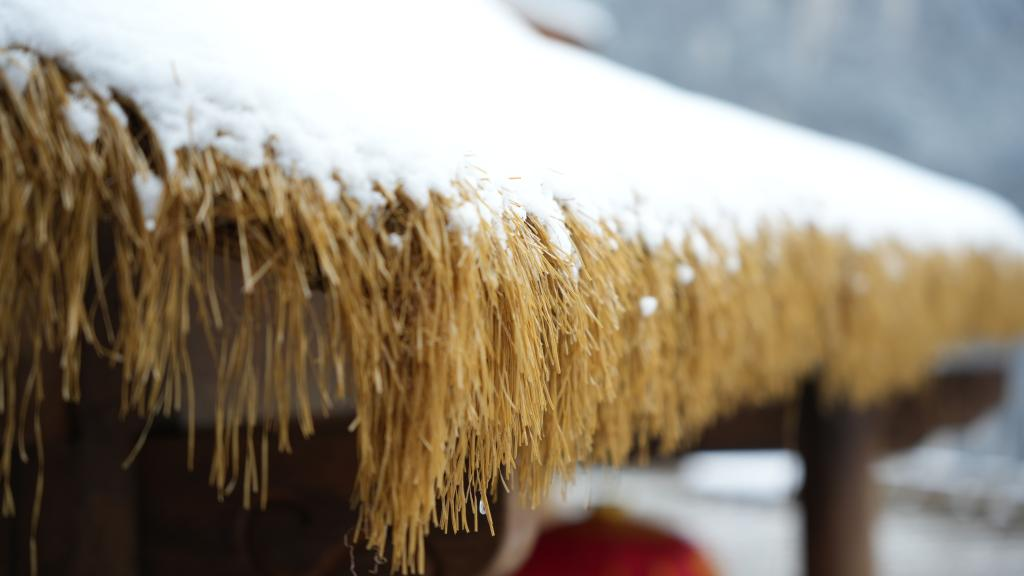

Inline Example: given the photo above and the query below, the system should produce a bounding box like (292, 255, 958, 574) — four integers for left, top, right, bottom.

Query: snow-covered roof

(3, 0, 1023, 257)
(4, 2, 1024, 573)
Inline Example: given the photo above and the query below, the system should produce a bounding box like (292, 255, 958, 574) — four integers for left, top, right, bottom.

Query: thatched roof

(3, 0, 1024, 572)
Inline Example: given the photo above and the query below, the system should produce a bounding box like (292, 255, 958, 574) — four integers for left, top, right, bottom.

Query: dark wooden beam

(687, 369, 1005, 455)
(8, 225, 142, 576)
(138, 418, 508, 576)
(65, 343, 142, 576)
(799, 384, 878, 576)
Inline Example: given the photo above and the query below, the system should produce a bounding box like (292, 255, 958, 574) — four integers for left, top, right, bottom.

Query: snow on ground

(3, 0, 1024, 258)
(674, 451, 804, 503)
(555, 456, 1024, 576)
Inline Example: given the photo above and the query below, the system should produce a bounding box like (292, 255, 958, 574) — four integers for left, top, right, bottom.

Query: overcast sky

(594, 0, 1024, 206)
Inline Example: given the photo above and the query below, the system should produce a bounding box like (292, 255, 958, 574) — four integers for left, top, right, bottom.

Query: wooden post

(137, 418, 511, 576)
(65, 342, 141, 576)
(4, 224, 141, 576)
(799, 384, 877, 576)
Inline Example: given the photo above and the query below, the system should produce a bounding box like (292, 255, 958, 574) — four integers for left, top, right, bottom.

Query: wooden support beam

(7, 225, 142, 576)
(798, 384, 878, 576)
(138, 418, 510, 576)
(67, 344, 142, 576)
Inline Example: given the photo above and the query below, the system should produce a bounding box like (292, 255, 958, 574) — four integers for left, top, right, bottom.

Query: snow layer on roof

(64, 84, 101, 144)
(0, 48, 35, 94)
(2, 0, 1023, 255)
(504, 0, 618, 47)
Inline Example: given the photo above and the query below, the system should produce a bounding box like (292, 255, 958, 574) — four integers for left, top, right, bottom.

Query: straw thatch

(2, 55, 1024, 573)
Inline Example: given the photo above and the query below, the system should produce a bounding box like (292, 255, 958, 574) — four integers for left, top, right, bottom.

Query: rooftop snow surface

(2, 0, 1023, 256)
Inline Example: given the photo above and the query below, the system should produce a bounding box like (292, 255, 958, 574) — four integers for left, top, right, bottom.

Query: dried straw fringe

(2, 56, 1024, 573)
